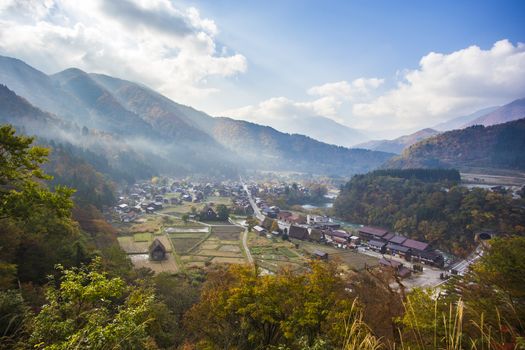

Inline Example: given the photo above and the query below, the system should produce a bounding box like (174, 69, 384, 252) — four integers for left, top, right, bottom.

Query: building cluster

(113, 178, 242, 222)
(357, 226, 444, 267)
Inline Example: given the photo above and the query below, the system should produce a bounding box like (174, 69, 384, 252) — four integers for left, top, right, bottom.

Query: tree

(270, 219, 280, 233)
(30, 257, 156, 349)
(181, 214, 189, 223)
(216, 204, 230, 221)
(184, 262, 358, 349)
(0, 125, 82, 287)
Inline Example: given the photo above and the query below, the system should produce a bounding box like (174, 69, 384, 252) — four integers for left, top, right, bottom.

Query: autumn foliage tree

(184, 262, 360, 349)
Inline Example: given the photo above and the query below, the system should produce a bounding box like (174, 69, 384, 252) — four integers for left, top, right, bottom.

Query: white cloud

(353, 39, 525, 130)
(223, 77, 382, 134)
(223, 95, 342, 125)
(308, 78, 384, 100)
(226, 40, 525, 138)
(0, 0, 247, 104)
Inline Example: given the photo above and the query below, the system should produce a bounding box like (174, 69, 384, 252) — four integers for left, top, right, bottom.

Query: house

(412, 250, 444, 267)
(199, 206, 217, 221)
(386, 243, 411, 258)
(331, 236, 348, 248)
(170, 197, 180, 205)
(387, 235, 407, 245)
(117, 203, 129, 212)
(309, 228, 325, 243)
(401, 239, 429, 254)
(253, 225, 266, 236)
(349, 235, 361, 245)
(149, 239, 167, 261)
(313, 250, 328, 260)
(289, 225, 309, 240)
(368, 240, 387, 254)
(379, 258, 411, 278)
(358, 226, 390, 241)
(277, 211, 293, 221)
(307, 215, 331, 226)
(289, 214, 307, 225)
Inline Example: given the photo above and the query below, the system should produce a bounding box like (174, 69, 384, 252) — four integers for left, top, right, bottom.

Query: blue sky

(185, 0, 525, 109)
(0, 0, 524, 141)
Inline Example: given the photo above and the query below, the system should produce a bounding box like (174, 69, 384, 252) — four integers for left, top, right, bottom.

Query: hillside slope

(0, 55, 393, 177)
(385, 118, 525, 170)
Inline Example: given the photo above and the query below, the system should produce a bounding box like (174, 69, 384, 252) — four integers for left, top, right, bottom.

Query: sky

(0, 0, 524, 140)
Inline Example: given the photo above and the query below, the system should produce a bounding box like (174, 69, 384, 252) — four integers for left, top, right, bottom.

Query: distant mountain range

(0, 55, 393, 178)
(463, 98, 525, 127)
(433, 106, 499, 131)
(385, 118, 525, 170)
(244, 115, 369, 148)
(355, 128, 440, 154)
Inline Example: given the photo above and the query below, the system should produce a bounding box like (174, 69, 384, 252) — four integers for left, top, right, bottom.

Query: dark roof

(149, 238, 166, 253)
(327, 230, 350, 239)
(359, 226, 389, 238)
(402, 239, 429, 251)
(414, 250, 443, 261)
(379, 258, 402, 268)
(386, 243, 410, 253)
(388, 235, 407, 244)
(313, 250, 328, 257)
(383, 233, 395, 241)
(289, 225, 309, 240)
(397, 266, 412, 278)
(369, 240, 386, 248)
(332, 236, 348, 244)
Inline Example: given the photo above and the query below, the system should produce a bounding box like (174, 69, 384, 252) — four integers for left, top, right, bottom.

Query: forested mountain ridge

(385, 118, 525, 170)
(0, 55, 393, 177)
(333, 169, 525, 256)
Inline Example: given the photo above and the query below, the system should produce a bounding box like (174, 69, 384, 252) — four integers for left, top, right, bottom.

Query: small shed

(149, 238, 167, 261)
(313, 250, 328, 260)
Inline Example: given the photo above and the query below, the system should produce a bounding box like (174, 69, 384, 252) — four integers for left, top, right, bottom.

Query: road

(241, 181, 264, 221)
(242, 228, 254, 264)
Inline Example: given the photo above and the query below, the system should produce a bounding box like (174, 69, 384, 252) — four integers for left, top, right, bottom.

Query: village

(110, 176, 464, 289)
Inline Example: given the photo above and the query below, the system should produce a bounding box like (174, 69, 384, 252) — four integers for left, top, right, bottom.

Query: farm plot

(247, 233, 308, 272)
(211, 225, 243, 240)
(129, 254, 178, 274)
(169, 230, 209, 254)
(180, 231, 247, 267)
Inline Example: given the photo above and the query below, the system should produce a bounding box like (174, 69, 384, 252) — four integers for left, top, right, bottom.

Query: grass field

(297, 241, 378, 271)
(129, 254, 179, 273)
(134, 232, 152, 242)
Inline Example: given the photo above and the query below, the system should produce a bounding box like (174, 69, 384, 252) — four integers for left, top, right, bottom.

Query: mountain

(385, 118, 525, 170)
(433, 106, 499, 131)
(0, 55, 393, 177)
(248, 115, 369, 147)
(355, 128, 440, 154)
(463, 98, 525, 127)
